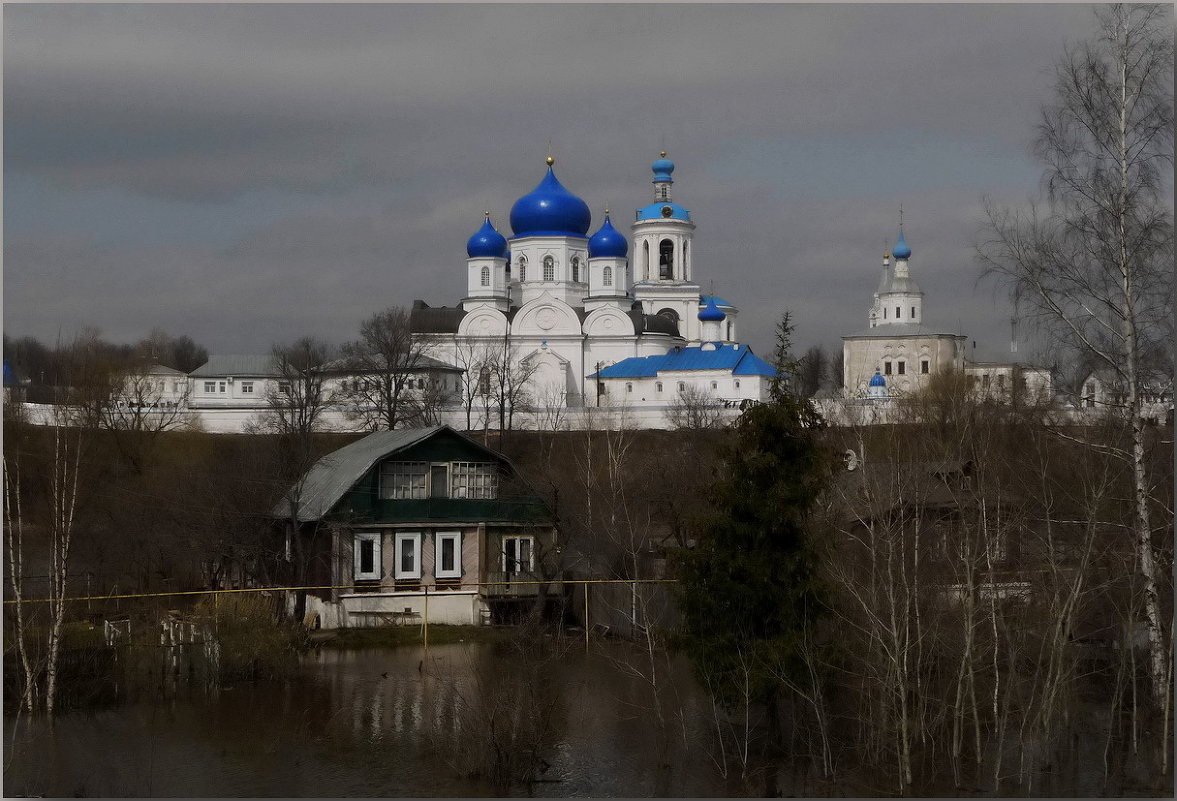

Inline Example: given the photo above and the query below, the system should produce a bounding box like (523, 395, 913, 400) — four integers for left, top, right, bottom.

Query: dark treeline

(5, 328, 209, 403)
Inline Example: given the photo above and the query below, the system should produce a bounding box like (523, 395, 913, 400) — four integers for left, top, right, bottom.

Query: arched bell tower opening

(659, 239, 674, 280)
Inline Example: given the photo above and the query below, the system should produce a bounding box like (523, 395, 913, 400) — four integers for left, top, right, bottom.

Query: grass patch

(319, 624, 517, 649)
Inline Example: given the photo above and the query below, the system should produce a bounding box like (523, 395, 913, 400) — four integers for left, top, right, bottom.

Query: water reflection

(5, 640, 772, 797)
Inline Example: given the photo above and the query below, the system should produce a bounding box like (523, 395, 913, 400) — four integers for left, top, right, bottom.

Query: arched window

(518, 256, 527, 282)
(734, 380, 740, 390)
(543, 255, 555, 282)
(643, 241, 651, 280)
(603, 265, 613, 286)
(659, 239, 673, 280)
(677, 382, 686, 392)
(480, 265, 490, 287)
(895, 306, 901, 318)
(626, 382, 633, 393)
(571, 257, 580, 282)
(656, 381, 663, 393)
(911, 306, 916, 319)
(711, 381, 718, 390)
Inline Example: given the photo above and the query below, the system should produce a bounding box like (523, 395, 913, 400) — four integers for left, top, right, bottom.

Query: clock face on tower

(661, 205, 673, 218)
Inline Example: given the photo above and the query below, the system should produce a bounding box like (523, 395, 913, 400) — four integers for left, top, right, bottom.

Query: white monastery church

(409, 153, 777, 427)
(17, 154, 1094, 435)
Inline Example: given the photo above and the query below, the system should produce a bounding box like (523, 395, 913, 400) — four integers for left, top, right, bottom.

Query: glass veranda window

(450, 462, 499, 499)
(380, 462, 428, 499)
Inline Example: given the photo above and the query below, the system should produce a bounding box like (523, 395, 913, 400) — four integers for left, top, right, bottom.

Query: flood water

(4, 639, 792, 797)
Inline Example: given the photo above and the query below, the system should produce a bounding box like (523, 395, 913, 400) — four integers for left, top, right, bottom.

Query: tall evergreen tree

(674, 313, 831, 707)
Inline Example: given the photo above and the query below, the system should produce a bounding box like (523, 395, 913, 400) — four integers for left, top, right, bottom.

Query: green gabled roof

(274, 425, 512, 523)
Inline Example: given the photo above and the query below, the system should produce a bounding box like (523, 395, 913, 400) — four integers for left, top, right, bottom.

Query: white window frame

(434, 531, 462, 580)
(203, 381, 216, 393)
(502, 535, 535, 575)
(395, 532, 422, 580)
(354, 532, 382, 581)
(241, 381, 254, 394)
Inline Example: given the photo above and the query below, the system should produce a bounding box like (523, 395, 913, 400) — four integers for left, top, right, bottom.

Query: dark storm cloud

(4, 3, 1120, 356)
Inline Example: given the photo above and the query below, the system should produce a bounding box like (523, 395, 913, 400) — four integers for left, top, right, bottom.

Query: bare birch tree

(978, 3, 1173, 710)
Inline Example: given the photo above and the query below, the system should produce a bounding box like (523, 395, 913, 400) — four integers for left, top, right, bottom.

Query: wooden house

(273, 425, 561, 628)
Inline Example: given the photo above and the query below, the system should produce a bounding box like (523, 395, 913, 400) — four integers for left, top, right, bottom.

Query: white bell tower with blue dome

(631, 152, 705, 341)
(871, 225, 923, 327)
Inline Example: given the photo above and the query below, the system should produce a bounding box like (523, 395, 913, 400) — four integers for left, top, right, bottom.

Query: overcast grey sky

(4, 3, 1128, 361)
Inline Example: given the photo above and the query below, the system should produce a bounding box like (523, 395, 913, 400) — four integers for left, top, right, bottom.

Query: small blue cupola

(698, 297, 725, 322)
(651, 152, 675, 183)
(869, 369, 887, 388)
(892, 229, 912, 260)
(509, 158, 592, 238)
(588, 212, 628, 258)
(466, 214, 508, 258)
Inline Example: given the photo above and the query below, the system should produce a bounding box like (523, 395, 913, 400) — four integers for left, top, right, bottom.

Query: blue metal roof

(651, 155, 675, 183)
(466, 216, 508, 258)
(588, 214, 629, 258)
(699, 294, 732, 308)
(893, 229, 911, 260)
(510, 165, 592, 237)
(591, 344, 777, 379)
(636, 201, 692, 222)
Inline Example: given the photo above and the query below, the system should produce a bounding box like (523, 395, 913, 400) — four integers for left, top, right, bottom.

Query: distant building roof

(141, 363, 187, 376)
(592, 343, 777, 379)
(319, 353, 464, 374)
(189, 354, 284, 377)
(410, 302, 468, 334)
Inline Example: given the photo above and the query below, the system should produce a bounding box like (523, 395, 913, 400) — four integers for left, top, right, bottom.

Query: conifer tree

(674, 313, 831, 707)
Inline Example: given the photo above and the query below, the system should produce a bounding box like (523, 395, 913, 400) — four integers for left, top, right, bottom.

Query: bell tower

(631, 152, 704, 340)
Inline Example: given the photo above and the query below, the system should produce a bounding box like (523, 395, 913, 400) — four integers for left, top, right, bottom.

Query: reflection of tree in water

(424, 629, 570, 795)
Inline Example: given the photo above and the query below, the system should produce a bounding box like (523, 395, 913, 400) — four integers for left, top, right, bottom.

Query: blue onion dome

(892, 229, 912, 260)
(869, 369, 887, 387)
(466, 214, 508, 258)
(509, 158, 592, 237)
(652, 151, 675, 182)
(588, 211, 629, 258)
(698, 297, 726, 322)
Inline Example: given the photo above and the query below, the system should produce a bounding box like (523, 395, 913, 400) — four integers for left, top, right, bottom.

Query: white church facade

(410, 154, 776, 429)
(834, 227, 1053, 422)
